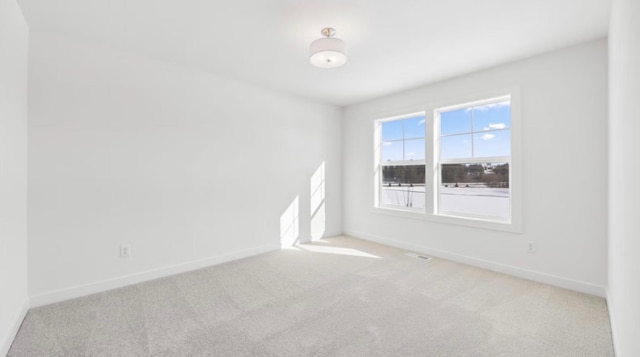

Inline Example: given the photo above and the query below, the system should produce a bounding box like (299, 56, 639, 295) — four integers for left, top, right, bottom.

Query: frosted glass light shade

(310, 37, 347, 68)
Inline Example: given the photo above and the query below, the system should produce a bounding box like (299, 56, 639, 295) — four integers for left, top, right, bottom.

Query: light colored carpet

(9, 236, 614, 356)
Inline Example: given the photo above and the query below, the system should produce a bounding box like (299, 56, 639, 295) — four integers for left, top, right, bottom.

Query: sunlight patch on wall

(280, 196, 299, 247)
(310, 162, 325, 240)
(310, 162, 325, 214)
(311, 203, 325, 240)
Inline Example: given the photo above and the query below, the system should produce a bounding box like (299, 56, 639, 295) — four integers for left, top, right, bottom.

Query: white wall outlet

(527, 242, 536, 254)
(120, 244, 131, 258)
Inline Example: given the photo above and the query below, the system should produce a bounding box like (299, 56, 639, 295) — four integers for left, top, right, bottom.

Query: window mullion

(402, 120, 405, 161)
(441, 156, 509, 165)
(471, 107, 475, 158)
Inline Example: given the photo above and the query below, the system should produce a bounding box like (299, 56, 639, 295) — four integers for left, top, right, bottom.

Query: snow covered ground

(380, 186, 509, 219)
(380, 186, 426, 209)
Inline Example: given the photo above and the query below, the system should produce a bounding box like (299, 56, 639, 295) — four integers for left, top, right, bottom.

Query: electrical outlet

(527, 242, 536, 254)
(120, 244, 131, 258)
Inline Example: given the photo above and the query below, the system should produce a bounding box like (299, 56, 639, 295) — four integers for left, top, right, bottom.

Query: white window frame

(373, 112, 427, 213)
(371, 87, 522, 233)
(435, 96, 512, 222)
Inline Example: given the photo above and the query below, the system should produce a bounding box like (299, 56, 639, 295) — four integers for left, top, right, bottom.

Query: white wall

(27, 31, 342, 305)
(0, 0, 29, 354)
(343, 40, 608, 296)
(608, 0, 640, 355)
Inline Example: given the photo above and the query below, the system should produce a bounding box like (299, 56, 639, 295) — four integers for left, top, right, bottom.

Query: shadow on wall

(279, 161, 326, 248)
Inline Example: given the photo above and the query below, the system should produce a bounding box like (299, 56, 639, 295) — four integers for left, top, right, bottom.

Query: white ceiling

(18, 0, 610, 106)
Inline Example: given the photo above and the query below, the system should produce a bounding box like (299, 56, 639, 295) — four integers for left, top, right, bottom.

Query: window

(372, 90, 520, 232)
(375, 113, 426, 210)
(436, 97, 511, 222)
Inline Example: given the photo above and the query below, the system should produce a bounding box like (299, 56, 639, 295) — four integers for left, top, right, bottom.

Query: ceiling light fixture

(309, 28, 347, 69)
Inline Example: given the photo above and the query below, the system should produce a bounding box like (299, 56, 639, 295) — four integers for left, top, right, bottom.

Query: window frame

(435, 96, 512, 222)
(374, 111, 427, 213)
(371, 87, 522, 233)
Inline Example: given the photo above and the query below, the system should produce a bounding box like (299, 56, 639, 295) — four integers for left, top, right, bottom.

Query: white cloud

(481, 134, 495, 140)
(406, 152, 415, 157)
(383, 141, 393, 146)
(483, 123, 507, 131)
(418, 119, 425, 125)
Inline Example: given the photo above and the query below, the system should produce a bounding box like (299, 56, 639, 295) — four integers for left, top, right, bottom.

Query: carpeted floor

(9, 236, 614, 356)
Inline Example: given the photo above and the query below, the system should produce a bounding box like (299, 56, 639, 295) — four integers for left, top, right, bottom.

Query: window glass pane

(441, 134, 472, 160)
(404, 138, 425, 161)
(381, 165, 425, 209)
(382, 120, 403, 141)
(474, 101, 511, 132)
(441, 108, 472, 135)
(404, 115, 426, 139)
(473, 130, 511, 158)
(381, 140, 403, 161)
(440, 163, 510, 219)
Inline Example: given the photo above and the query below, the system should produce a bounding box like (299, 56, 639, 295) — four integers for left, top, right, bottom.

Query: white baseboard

(345, 230, 606, 297)
(1, 297, 29, 357)
(606, 289, 618, 356)
(29, 243, 281, 308)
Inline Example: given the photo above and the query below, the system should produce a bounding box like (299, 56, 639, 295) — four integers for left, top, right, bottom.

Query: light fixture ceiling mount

(310, 27, 347, 69)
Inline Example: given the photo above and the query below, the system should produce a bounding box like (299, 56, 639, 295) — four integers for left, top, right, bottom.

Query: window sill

(371, 206, 522, 233)
(371, 206, 426, 220)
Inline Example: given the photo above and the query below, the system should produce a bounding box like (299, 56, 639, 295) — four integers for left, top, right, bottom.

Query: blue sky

(381, 102, 510, 161)
(440, 101, 510, 159)
(381, 115, 425, 161)
(381, 115, 425, 141)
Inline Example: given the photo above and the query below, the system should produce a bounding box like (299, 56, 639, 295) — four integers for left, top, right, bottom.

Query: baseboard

(29, 243, 281, 308)
(1, 297, 29, 357)
(345, 230, 606, 297)
(606, 289, 618, 357)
